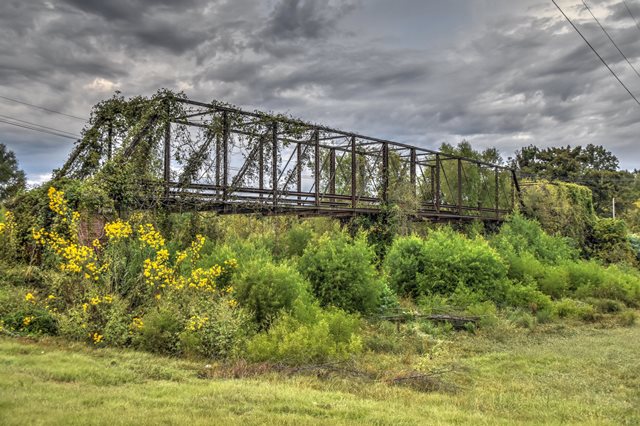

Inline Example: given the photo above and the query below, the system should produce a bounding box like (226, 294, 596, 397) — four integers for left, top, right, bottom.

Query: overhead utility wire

(583, 0, 640, 80)
(0, 117, 79, 140)
(0, 113, 79, 138)
(551, 0, 640, 106)
(0, 94, 87, 121)
(623, 0, 640, 33)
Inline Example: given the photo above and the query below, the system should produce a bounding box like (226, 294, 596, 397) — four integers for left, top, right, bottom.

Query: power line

(583, 0, 640, 80)
(0, 113, 80, 138)
(551, 0, 640, 107)
(623, 0, 640, 33)
(0, 94, 87, 121)
(0, 117, 79, 140)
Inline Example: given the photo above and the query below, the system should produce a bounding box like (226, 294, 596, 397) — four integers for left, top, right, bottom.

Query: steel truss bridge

(60, 96, 520, 221)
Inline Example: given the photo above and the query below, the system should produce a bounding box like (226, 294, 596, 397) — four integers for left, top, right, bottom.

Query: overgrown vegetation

(1, 93, 640, 425)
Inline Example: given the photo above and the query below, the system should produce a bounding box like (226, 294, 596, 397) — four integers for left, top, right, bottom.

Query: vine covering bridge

(57, 93, 519, 220)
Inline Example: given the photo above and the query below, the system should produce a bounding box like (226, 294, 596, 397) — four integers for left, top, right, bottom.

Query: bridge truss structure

(59, 95, 520, 221)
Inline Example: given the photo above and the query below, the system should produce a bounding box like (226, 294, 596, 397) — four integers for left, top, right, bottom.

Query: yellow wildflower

(104, 219, 133, 241)
(92, 333, 103, 344)
(131, 317, 144, 330)
(186, 315, 209, 331)
(25, 293, 36, 304)
(138, 224, 165, 250)
(23, 316, 34, 327)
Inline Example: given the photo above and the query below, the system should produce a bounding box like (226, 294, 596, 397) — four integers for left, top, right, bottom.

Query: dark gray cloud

(1, 0, 640, 184)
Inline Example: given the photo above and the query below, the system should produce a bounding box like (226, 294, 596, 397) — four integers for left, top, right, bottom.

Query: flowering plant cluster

(0, 211, 15, 235)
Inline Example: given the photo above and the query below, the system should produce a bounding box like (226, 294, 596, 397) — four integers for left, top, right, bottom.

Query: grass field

(1, 322, 639, 425)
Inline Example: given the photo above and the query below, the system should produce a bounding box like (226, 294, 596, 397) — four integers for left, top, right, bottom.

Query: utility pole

(612, 197, 616, 219)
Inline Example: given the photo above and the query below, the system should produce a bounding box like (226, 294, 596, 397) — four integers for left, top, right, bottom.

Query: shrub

(587, 218, 636, 265)
(298, 232, 384, 314)
(57, 294, 130, 346)
(618, 310, 637, 327)
(508, 309, 537, 329)
(500, 250, 545, 283)
(554, 298, 596, 321)
(134, 307, 184, 355)
(234, 260, 311, 327)
(572, 264, 640, 307)
(3, 307, 57, 335)
(519, 181, 596, 248)
(280, 222, 314, 259)
(246, 302, 362, 365)
(179, 300, 253, 359)
(384, 235, 427, 297)
(504, 283, 554, 316)
(465, 301, 499, 328)
(563, 260, 606, 292)
(537, 266, 570, 299)
(492, 214, 577, 265)
(415, 228, 508, 302)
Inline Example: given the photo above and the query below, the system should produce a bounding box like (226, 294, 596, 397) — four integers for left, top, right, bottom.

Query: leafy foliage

(298, 231, 385, 314)
(415, 228, 508, 302)
(0, 143, 25, 202)
(234, 260, 311, 327)
(246, 302, 362, 365)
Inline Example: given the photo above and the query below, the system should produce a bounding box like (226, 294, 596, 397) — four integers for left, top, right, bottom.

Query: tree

(512, 144, 633, 216)
(0, 143, 26, 201)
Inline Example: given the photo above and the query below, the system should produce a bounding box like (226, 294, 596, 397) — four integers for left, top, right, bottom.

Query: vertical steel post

(215, 135, 221, 187)
(296, 141, 302, 205)
(314, 130, 320, 207)
(435, 154, 441, 213)
(258, 134, 264, 199)
(430, 165, 435, 203)
(382, 142, 389, 203)
(272, 122, 278, 207)
(410, 148, 417, 197)
(495, 167, 500, 219)
(222, 111, 229, 201)
(351, 136, 357, 209)
(457, 158, 463, 215)
(329, 148, 336, 202)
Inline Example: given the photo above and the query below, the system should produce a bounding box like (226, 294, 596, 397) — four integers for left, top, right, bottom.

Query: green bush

(280, 222, 314, 259)
(537, 266, 570, 299)
(179, 300, 253, 359)
(246, 302, 362, 365)
(519, 181, 596, 248)
(504, 283, 554, 315)
(563, 260, 606, 292)
(492, 214, 577, 265)
(298, 232, 384, 314)
(415, 228, 508, 302)
(507, 309, 537, 329)
(554, 298, 596, 321)
(618, 310, 637, 326)
(3, 307, 57, 335)
(587, 218, 636, 265)
(234, 260, 311, 327)
(384, 235, 427, 297)
(134, 307, 184, 355)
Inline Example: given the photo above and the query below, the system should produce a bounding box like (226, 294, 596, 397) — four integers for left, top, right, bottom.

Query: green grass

(1, 323, 639, 425)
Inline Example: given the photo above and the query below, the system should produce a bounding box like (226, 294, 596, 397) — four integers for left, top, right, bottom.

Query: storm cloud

(1, 0, 639, 183)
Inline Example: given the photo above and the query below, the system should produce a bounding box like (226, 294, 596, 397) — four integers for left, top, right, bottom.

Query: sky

(1, 0, 639, 185)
